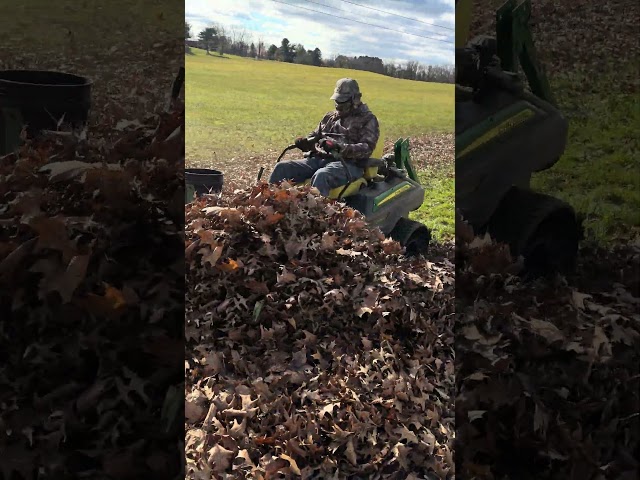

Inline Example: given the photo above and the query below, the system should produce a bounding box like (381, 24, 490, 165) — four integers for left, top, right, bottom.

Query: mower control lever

(276, 144, 297, 163)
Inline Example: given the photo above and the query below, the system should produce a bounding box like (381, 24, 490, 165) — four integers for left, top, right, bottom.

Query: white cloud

(185, 0, 454, 65)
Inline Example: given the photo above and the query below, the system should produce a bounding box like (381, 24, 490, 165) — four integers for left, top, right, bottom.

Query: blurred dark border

(0, 2, 185, 478)
(455, 0, 639, 479)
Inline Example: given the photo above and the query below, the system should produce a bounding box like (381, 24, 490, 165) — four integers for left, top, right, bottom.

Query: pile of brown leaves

(185, 183, 455, 479)
(455, 223, 640, 479)
(0, 105, 185, 477)
(0, 3, 183, 478)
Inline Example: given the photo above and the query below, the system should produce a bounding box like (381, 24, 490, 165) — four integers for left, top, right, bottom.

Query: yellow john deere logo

(377, 183, 412, 207)
(458, 108, 535, 158)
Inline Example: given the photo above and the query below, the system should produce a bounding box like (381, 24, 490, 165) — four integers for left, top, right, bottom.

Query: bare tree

(237, 27, 249, 56)
(216, 23, 227, 56)
(257, 35, 265, 59)
(405, 60, 419, 80)
(229, 26, 249, 56)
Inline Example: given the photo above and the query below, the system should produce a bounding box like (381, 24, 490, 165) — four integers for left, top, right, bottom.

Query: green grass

(531, 70, 640, 244)
(411, 170, 455, 243)
(186, 49, 453, 161)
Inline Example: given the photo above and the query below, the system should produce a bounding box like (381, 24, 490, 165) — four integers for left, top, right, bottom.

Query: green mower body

(308, 137, 431, 255)
(344, 140, 423, 223)
(456, 80, 568, 228)
(345, 174, 424, 235)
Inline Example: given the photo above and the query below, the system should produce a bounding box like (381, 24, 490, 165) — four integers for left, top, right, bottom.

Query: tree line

(186, 22, 454, 84)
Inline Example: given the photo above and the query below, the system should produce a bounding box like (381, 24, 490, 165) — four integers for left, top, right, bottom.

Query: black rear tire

(485, 187, 580, 275)
(390, 217, 431, 256)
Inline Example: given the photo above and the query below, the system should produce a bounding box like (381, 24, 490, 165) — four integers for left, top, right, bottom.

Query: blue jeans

(269, 156, 364, 196)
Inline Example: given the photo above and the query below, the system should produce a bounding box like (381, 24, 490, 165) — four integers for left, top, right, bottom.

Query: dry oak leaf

(38, 254, 90, 303)
(468, 410, 487, 421)
(59, 254, 90, 303)
(217, 258, 240, 272)
(321, 232, 337, 250)
(396, 425, 420, 444)
(264, 458, 290, 478)
(79, 285, 128, 318)
(39, 160, 122, 183)
(277, 267, 297, 284)
(201, 245, 224, 267)
(235, 449, 256, 469)
(0, 237, 37, 281)
(571, 290, 592, 310)
(262, 212, 285, 225)
(345, 438, 357, 466)
(279, 454, 302, 475)
(196, 229, 218, 247)
(336, 248, 362, 257)
(186, 390, 207, 423)
(27, 215, 77, 262)
(199, 350, 223, 375)
(202, 206, 241, 220)
(208, 444, 234, 472)
(105, 284, 129, 307)
(528, 318, 564, 344)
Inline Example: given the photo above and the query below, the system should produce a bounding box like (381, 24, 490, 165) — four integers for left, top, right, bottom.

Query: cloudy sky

(186, 0, 454, 66)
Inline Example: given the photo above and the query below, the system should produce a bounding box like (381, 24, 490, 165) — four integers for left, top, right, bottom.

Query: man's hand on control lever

(294, 136, 315, 152)
(318, 137, 343, 154)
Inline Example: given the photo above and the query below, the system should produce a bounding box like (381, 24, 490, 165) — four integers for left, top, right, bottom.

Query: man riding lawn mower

(267, 78, 431, 256)
(269, 78, 378, 197)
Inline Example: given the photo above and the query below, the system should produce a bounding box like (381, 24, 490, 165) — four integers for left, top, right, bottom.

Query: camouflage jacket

(308, 103, 380, 160)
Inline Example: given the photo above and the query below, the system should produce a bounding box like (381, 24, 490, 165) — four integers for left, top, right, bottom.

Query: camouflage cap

(330, 78, 360, 102)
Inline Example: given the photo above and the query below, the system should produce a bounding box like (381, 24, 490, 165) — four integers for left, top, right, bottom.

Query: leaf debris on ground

(455, 218, 640, 479)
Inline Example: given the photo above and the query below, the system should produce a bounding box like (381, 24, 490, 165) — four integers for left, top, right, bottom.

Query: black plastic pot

(0, 70, 92, 155)
(185, 168, 224, 196)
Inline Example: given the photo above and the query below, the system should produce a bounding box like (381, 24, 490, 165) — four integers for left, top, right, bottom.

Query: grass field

(186, 48, 455, 241)
(186, 48, 453, 160)
(531, 69, 640, 244)
(414, 169, 455, 243)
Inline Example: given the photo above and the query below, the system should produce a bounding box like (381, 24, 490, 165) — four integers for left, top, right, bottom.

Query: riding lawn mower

(456, 0, 582, 274)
